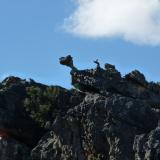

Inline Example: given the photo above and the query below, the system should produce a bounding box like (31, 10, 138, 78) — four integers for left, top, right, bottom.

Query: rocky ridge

(0, 55, 160, 160)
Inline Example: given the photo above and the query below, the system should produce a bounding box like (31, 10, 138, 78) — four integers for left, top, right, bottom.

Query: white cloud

(64, 0, 160, 45)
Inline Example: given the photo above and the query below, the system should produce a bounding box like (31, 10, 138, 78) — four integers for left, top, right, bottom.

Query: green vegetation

(24, 86, 64, 127)
(73, 83, 81, 90)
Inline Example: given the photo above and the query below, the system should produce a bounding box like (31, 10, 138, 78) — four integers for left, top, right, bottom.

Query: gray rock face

(0, 76, 84, 160)
(31, 117, 85, 160)
(133, 124, 160, 160)
(32, 93, 159, 160)
(0, 57, 160, 160)
(0, 77, 45, 147)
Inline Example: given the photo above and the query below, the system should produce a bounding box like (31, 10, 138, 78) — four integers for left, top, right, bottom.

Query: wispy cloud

(64, 0, 160, 45)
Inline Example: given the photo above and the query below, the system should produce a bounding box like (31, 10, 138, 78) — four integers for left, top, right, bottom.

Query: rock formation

(0, 55, 160, 160)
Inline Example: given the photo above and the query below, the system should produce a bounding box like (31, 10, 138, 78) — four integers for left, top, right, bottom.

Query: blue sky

(0, 0, 160, 89)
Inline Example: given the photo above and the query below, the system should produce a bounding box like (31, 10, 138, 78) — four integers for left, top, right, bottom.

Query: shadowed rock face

(134, 125, 160, 160)
(0, 76, 84, 160)
(0, 137, 30, 160)
(0, 77, 45, 147)
(1, 56, 160, 160)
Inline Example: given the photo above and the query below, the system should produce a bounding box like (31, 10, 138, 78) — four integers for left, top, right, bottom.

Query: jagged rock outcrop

(0, 77, 44, 147)
(69, 60, 160, 105)
(0, 55, 160, 160)
(0, 75, 84, 160)
(133, 123, 160, 160)
(31, 93, 159, 160)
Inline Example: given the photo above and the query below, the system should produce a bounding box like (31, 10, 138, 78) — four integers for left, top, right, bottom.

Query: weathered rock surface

(0, 137, 31, 160)
(0, 56, 160, 160)
(31, 93, 159, 160)
(0, 75, 84, 160)
(133, 123, 160, 160)
(0, 77, 44, 147)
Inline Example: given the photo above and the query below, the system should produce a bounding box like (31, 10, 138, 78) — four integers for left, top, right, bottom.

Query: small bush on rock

(24, 86, 62, 127)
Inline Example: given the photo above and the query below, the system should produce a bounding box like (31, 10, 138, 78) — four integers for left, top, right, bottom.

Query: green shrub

(24, 86, 63, 127)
